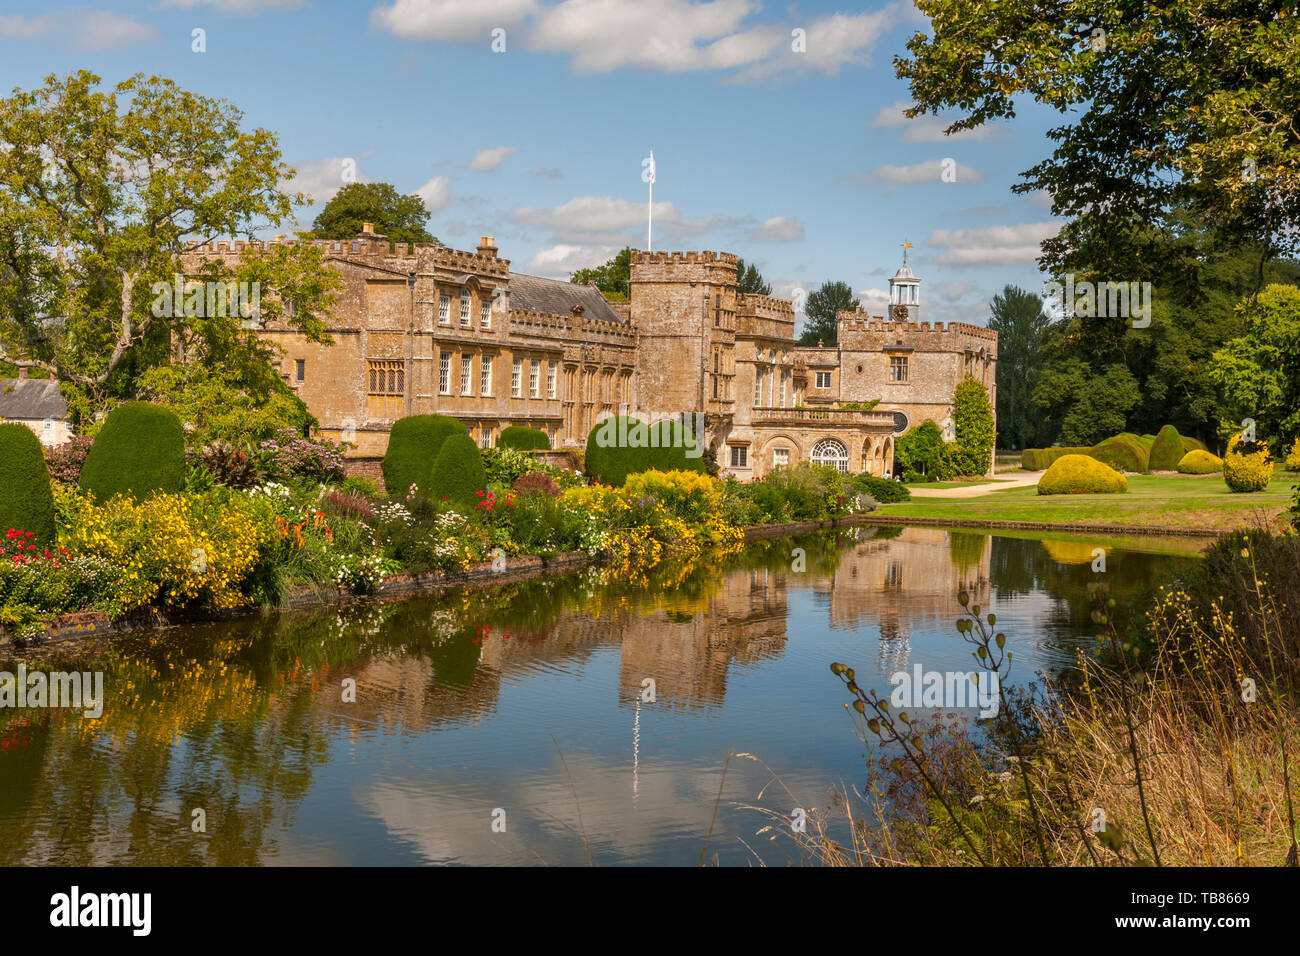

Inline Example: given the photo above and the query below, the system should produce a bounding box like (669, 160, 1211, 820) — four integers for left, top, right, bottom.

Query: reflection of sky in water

(1, 528, 1199, 866)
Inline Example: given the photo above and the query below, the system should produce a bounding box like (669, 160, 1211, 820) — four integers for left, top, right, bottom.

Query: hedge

(1021, 446, 1091, 470)
(585, 416, 705, 485)
(382, 414, 465, 498)
(1176, 449, 1224, 474)
(1088, 433, 1149, 473)
(79, 402, 186, 502)
(429, 432, 488, 508)
(1223, 436, 1273, 493)
(0, 423, 56, 545)
(1180, 435, 1208, 455)
(1148, 424, 1186, 471)
(1038, 454, 1129, 495)
(498, 425, 551, 451)
(849, 473, 911, 503)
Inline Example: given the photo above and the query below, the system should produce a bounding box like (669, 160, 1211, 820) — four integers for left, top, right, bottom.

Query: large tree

(734, 257, 772, 295)
(896, 1, 1300, 281)
(307, 182, 438, 246)
(1211, 284, 1300, 450)
(570, 247, 633, 298)
(0, 71, 338, 421)
(987, 285, 1052, 450)
(799, 281, 858, 347)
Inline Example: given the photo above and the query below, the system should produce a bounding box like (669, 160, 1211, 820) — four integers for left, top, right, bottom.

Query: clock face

(891, 304, 909, 322)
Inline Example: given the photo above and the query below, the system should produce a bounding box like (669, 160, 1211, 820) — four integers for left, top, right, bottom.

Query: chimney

(362, 222, 375, 235)
(477, 235, 497, 258)
(17, 368, 27, 380)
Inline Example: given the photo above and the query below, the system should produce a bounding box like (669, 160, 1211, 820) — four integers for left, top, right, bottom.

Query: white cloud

(870, 100, 1008, 143)
(371, 0, 538, 41)
(854, 287, 891, 312)
(284, 158, 363, 203)
(159, 0, 305, 13)
(525, 243, 621, 277)
(467, 146, 519, 172)
(413, 175, 451, 211)
(747, 216, 803, 242)
(1026, 189, 1055, 210)
(0, 10, 158, 50)
(927, 221, 1062, 267)
(512, 195, 677, 240)
(372, 0, 908, 81)
(864, 160, 986, 185)
(937, 280, 971, 301)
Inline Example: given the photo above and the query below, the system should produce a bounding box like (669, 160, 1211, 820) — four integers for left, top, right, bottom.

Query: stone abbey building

(181, 228, 996, 480)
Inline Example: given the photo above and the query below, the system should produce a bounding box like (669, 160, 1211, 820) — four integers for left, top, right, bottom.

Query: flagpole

(647, 151, 654, 252)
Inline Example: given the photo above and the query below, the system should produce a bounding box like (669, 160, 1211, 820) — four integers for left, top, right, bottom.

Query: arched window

(811, 438, 850, 472)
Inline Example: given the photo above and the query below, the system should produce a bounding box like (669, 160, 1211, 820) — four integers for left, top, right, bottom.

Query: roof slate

(0, 379, 68, 421)
(508, 273, 624, 324)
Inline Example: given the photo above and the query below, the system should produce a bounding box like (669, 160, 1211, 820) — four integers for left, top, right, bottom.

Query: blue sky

(0, 0, 1065, 329)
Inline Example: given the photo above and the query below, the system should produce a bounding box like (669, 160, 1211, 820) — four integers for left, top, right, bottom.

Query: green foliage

(798, 280, 859, 347)
(307, 182, 438, 245)
(584, 416, 704, 485)
(1222, 436, 1274, 493)
(1210, 284, 1300, 451)
(1180, 435, 1208, 455)
(381, 414, 465, 498)
(848, 473, 911, 503)
(735, 257, 772, 295)
(1020, 446, 1091, 470)
(0, 71, 339, 405)
(896, 2, 1300, 282)
(0, 424, 55, 544)
(895, 420, 954, 481)
(498, 425, 551, 451)
(1087, 433, 1149, 474)
(570, 247, 632, 297)
(987, 284, 1052, 449)
(1037, 454, 1128, 495)
(1176, 449, 1224, 474)
(1148, 424, 1186, 471)
(1033, 360, 1141, 446)
(724, 464, 851, 523)
(78, 402, 185, 502)
(133, 362, 315, 448)
(952, 376, 995, 476)
(429, 433, 487, 509)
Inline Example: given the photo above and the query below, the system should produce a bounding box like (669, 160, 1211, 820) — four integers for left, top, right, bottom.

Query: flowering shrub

(192, 440, 268, 489)
(58, 489, 277, 615)
(0, 537, 124, 639)
(512, 472, 561, 498)
(259, 428, 346, 483)
(43, 435, 95, 484)
(326, 552, 396, 592)
(1223, 436, 1274, 493)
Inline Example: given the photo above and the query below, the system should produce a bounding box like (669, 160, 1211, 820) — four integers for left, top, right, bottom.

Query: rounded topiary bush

(498, 425, 551, 452)
(1038, 454, 1129, 495)
(79, 402, 185, 502)
(0, 423, 56, 545)
(584, 416, 648, 486)
(1222, 436, 1273, 492)
(1176, 449, 1224, 474)
(1148, 424, 1185, 471)
(645, 419, 707, 475)
(1180, 435, 1208, 455)
(429, 432, 487, 509)
(1285, 438, 1300, 472)
(1088, 434, 1149, 474)
(382, 414, 465, 498)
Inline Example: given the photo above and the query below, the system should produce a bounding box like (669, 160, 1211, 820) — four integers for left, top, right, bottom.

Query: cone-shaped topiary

(429, 432, 487, 509)
(498, 425, 551, 451)
(584, 415, 648, 486)
(1223, 436, 1273, 492)
(79, 402, 185, 502)
(0, 423, 56, 545)
(382, 414, 466, 498)
(1038, 454, 1129, 495)
(1176, 449, 1224, 474)
(1148, 424, 1185, 471)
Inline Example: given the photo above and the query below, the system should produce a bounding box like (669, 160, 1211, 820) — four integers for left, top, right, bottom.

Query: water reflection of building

(616, 566, 789, 711)
(819, 529, 992, 642)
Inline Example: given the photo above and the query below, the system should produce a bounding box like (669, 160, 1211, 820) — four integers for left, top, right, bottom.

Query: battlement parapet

(631, 250, 738, 267)
(836, 310, 999, 342)
(737, 293, 795, 318)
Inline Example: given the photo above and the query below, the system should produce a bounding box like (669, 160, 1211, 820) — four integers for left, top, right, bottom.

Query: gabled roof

(0, 378, 67, 421)
(508, 273, 624, 324)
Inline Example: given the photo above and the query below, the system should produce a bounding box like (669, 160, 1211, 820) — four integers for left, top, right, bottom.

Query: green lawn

(880, 473, 1296, 532)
